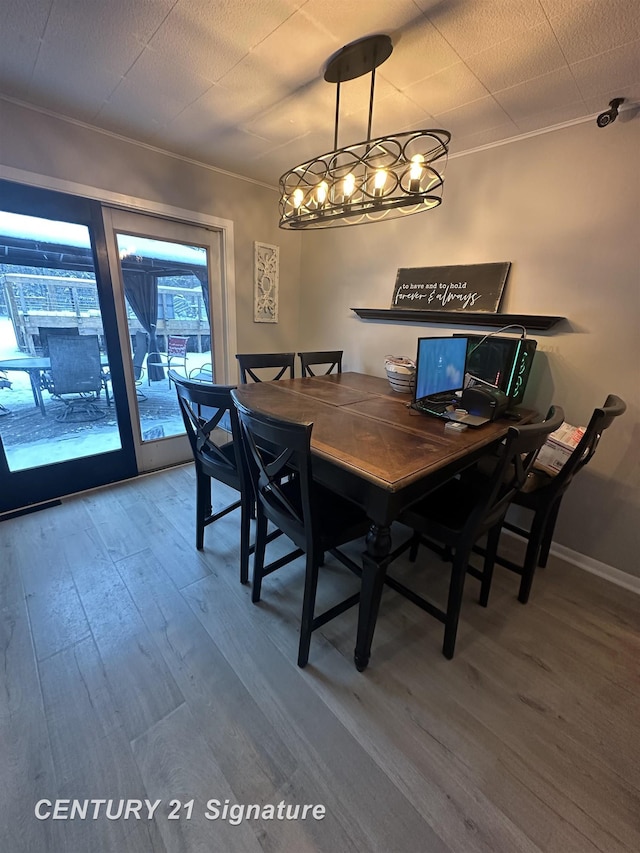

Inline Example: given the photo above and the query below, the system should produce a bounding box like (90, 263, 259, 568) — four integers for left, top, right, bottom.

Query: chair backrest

(48, 335, 102, 395)
(466, 406, 565, 543)
(235, 352, 295, 384)
(168, 336, 189, 357)
(133, 330, 148, 379)
(231, 391, 315, 552)
(170, 371, 244, 491)
(546, 394, 626, 496)
(38, 326, 79, 357)
(298, 350, 343, 377)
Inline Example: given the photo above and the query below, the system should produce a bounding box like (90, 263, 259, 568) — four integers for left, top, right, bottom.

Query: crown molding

(0, 94, 277, 193)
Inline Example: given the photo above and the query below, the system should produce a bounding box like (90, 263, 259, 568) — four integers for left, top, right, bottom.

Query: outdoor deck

(0, 318, 211, 471)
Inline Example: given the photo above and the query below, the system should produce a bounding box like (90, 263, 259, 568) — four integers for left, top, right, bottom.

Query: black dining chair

(494, 394, 626, 604)
(235, 352, 295, 384)
(388, 406, 565, 659)
(231, 390, 370, 667)
(171, 372, 254, 584)
(298, 350, 343, 377)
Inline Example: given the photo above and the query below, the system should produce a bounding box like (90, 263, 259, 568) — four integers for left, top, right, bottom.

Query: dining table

(233, 371, 535, 671)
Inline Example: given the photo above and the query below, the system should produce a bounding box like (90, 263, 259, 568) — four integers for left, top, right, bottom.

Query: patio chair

(189, 363, 213, 382)
(38, 326, 79, 356)
(0, 370, 11, 416)
(47, 335, 105, 422)
(147, 335, 189, 386)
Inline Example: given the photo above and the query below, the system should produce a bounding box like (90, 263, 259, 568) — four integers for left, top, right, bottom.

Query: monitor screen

(414, 336, 468, 400)
(455, 334, 537, 406)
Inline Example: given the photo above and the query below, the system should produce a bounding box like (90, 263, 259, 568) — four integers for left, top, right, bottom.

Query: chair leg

(408, 531, 421, 562)
(298, 551, 321, 668)
(195, 472, 210, 550)
(239, 492, 251, 585)
(518, 511, 548, 604)
(479, 524, 501, 607)
(251, 509, 269, 603)
(539, 499, 562, 568)
(442, 550, 469, 660)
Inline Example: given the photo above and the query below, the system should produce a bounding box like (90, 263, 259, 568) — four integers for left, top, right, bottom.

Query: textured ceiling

(1, 0, 638, 186)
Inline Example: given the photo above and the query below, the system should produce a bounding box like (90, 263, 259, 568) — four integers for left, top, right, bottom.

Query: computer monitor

(454, 334, 537, 406)
(414, 336, 468, 401)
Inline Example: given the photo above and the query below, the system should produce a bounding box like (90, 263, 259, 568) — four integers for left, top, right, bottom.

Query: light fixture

(278, 34, 450, 230)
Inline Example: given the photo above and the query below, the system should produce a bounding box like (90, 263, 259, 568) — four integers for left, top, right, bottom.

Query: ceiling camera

(597, 97, 625, 128)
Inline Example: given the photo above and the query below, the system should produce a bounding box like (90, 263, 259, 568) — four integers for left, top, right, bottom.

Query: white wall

(297, 120, 640, 578)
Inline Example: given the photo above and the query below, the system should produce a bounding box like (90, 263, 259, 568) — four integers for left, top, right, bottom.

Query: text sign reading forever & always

(391, 263, 511, 314)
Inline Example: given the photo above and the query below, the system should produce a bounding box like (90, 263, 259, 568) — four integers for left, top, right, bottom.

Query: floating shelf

(351, 308, 565, 331)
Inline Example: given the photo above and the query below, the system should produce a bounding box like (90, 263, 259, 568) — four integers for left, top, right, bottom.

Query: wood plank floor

(1, 464, 638, 853)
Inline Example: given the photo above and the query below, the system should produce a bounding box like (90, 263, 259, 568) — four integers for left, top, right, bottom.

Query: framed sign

(391, 262, 510, 314)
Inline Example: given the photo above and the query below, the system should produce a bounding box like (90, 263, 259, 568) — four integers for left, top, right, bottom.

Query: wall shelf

(351, 308, 564, 331)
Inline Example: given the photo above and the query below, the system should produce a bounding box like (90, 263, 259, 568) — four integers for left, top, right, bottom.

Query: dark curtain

(193, 268, 210, 321)
(122, 269, 164, 381)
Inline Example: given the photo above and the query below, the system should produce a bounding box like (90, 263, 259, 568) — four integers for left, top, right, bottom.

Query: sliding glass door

(102, 208, 226, 472)
(0, 180, 136, 513)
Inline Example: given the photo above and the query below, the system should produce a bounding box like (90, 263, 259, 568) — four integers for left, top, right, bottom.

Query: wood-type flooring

(1, 464, 638, 853)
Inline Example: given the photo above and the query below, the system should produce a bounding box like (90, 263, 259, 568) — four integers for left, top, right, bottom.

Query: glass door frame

(103, 207, 237, 472)
(0, 179, 138, 514)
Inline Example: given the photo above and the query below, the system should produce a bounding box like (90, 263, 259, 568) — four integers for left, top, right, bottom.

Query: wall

(297, 120, 640, 578)
(2, 99, 637, 578)
(0, 98, 303, 374)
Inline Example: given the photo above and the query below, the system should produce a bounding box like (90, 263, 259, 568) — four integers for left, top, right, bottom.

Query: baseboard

(502, 529, 640, 595)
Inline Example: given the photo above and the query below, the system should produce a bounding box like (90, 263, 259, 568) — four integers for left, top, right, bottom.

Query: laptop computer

(412, 336, 491, 428)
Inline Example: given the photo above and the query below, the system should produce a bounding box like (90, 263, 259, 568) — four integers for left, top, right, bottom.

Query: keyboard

(414, 398, 454, 417)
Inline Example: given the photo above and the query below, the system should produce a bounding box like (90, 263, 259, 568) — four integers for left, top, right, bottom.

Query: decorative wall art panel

(254, 242, 279, 323)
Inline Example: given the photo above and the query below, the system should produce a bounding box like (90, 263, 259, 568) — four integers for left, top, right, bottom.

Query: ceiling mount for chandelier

(278, 34, 451, 230)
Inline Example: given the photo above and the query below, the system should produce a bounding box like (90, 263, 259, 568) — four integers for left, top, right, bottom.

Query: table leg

(354, 522, 391, 671)
(29, 371, 47, 417)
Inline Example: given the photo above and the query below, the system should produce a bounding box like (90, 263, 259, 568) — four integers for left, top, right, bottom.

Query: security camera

(597, 97, 625, 128)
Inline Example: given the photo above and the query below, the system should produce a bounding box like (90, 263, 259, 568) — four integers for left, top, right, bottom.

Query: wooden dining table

(233, 371, 532, 670)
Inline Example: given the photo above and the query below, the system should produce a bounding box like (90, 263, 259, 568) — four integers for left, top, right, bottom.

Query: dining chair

(231, 390, 370, 667)
(388, 405, 565, 659)
(235, 352, 295, 384)
(171, 372, 253, 583)
(494, 394, 626, 603)
(298, 350, 343, 377)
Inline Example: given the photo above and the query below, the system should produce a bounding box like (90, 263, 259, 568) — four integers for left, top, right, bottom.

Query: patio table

(0, 355, 110, 416)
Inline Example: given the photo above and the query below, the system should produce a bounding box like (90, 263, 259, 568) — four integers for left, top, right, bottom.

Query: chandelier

(278, 34, 450, 230)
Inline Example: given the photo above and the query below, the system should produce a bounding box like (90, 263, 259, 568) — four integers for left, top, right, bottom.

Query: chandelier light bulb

(373, 169, 387, 197)
(343, 173, 356, 199)
(409, 154, 424, 192)
(316, 181, 328, 205)
(292, 188, 304, 209)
